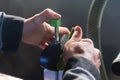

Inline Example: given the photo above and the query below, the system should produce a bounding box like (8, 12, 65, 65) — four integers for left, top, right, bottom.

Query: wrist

(22, 18, 35, 43)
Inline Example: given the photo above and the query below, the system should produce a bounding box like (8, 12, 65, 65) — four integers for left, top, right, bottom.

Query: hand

(63, 26, 101, 70)
(22, 8, 70, 49)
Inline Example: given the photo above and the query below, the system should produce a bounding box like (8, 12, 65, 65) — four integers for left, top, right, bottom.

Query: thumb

(33, 8, 61, 25)
(70, 26, 83, 41)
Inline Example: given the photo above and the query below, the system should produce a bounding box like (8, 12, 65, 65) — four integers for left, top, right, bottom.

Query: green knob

(50, 19, 61, 27)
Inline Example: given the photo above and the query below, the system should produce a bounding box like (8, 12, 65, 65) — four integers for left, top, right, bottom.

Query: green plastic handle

(50, 19, 61, 27)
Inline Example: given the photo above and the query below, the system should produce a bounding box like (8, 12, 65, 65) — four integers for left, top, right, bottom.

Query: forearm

(63, 56, 101, 80)
(0, 12, 24, 52)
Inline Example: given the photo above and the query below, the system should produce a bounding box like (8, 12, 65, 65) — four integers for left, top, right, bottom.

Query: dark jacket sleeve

(0, 12, 24, 52)
(63, 56, 101, 80)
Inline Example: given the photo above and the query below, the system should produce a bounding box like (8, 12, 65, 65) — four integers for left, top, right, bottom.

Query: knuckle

(82, 38, 94, 46)
(45, 8, 52, 13)
(86, 38, 93, 44)
(95, 48, 101, 58)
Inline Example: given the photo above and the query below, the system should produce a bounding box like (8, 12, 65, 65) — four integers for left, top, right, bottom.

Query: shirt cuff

(1, 13, 24, 52)
(63, 56, 101, 80)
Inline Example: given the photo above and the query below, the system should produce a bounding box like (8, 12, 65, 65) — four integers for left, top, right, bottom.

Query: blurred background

(0, 0, 120, 80)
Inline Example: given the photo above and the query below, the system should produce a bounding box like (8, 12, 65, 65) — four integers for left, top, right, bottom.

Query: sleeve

(0, 12, 24, 52)
(63, 56, 101, 80)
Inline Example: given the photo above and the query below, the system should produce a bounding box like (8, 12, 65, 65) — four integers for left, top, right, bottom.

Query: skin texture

(22, 8, 70, 49)
(63, 26, 101, 71)
(22, 8, 100, 71)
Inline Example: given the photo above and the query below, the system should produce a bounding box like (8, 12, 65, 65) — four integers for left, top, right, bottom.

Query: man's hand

(63, 26, 101, 71)
(22, 8, 70, 49)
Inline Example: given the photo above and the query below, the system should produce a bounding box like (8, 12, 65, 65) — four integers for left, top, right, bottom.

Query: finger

(49, 26, 70, 35)
(95, 48, 101, 59)
(70, 26, 83, 41)
(95, 48, 101, 68)
(82, 38, 94, 47)
(38, 42, 49, 50)
(59, 27, 70, 34)
(46, 37, 55, 44)
(96, 58, 101, 72)
(38, 36, 54, 49)
(43, 22, 70, 35)
(33, 8, 61, 25)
